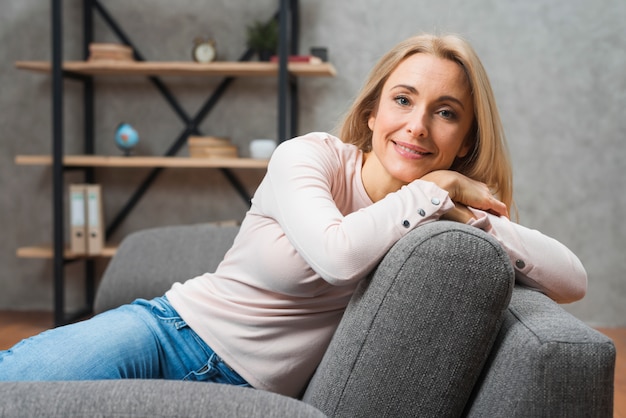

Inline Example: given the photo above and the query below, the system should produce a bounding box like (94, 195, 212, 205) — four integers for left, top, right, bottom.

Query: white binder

(69, 184, 87, 255)
(86, 184, 104, 255)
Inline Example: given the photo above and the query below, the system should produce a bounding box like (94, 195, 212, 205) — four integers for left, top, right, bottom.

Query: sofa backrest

(94, 223, 239, 313)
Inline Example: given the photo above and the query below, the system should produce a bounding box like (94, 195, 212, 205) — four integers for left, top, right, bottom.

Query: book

(188, 136, 238, 158)
(269, 55, 323, 64)
(88, 43, 134, 62)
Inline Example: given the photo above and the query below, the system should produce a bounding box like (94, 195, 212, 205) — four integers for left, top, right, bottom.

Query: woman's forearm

(466, 208, 587, 303)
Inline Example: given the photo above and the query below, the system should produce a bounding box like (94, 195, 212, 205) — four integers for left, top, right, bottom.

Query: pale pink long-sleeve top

(166, 132, 587, 397)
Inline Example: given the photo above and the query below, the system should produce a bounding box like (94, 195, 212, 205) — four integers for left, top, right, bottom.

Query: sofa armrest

(94, 223, 239, 313)
(303, 221, 515, 417)
(0, 380, 326, 418)
(466, 285, 616, 417)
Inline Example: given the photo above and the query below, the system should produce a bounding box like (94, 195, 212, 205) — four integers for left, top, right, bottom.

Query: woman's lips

(392, 140, 431, 159)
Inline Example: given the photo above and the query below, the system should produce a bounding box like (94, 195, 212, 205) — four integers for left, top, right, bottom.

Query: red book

(269, 55, 322, 64)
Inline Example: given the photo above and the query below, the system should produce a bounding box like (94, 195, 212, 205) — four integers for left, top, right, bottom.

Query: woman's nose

(406, 110, 429, 138)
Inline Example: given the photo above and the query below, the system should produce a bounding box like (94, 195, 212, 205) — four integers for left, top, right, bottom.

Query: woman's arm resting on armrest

(466, 208, 587, 303)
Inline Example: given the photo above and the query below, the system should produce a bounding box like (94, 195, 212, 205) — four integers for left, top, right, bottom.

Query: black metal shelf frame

(49, 0, 300, 325)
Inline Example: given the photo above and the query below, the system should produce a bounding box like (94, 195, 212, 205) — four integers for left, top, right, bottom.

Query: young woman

(0, 34, 586, 398)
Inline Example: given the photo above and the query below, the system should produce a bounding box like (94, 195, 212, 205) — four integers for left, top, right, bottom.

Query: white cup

(249, 139, 277, 159)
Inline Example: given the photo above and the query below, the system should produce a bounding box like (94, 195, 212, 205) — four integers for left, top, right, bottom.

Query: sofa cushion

(0, 380, 327, 418)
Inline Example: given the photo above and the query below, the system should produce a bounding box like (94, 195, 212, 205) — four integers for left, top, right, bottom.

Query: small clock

(192, 37, 217, 63)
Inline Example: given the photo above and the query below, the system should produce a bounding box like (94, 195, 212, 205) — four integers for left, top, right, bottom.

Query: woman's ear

(457, 119, 478, 158)
(457, 137, 473, 158)
(368, 110, 376, 132)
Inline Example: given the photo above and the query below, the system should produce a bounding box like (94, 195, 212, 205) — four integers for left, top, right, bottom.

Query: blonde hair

(339, 33, 515, 213)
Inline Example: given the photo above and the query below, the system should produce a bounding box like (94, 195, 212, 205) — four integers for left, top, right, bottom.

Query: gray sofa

(0, 221, 615, 417)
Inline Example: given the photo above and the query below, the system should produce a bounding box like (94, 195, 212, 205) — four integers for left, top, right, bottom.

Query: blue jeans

(0, 296, 250, 386)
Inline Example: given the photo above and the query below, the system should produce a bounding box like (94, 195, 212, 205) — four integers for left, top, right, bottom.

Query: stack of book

(188, 136, 238, 158)
(88, 43, 134, 62)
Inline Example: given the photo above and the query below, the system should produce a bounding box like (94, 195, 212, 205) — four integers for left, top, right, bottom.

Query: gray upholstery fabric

(94, 223, 239, 313)
(466, 286, 616, 417)
(0, 380, 326, 418)
(2, 221, 614, 417)
(303, 221, 515, 417)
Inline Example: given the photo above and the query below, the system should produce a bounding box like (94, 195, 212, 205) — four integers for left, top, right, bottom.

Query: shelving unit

(17, 0, 336, 325)
(15, 155, 270, 169)
(15, 60, 336, 78)
(17, 246, 118, 260)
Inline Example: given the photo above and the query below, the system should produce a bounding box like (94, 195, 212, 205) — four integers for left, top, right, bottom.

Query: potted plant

(246, 19, 279, 61)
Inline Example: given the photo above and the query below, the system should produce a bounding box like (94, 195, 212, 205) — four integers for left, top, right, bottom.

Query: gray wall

(1, 0, 624, 326)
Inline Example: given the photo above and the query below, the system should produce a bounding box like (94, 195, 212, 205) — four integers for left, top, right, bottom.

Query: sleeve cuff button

(515, 259, 526, 269)
(417, 208, 426, 217)
(402, 220, 411, 228)
(431, 197, 441, 205)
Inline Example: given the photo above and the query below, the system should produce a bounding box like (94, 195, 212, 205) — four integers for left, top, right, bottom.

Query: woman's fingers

(421, 170, 508, 218)
(458, 181, 508, 218)
(484, 195, 509, 218)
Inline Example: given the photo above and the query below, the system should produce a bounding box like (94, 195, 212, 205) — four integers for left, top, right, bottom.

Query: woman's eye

(394, 96, 410, 106)
(438, 109, 457, 120)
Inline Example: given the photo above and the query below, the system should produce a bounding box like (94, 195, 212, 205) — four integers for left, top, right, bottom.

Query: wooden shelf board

(17, 245, 117, 259)
(15, 155, 269, 169)
(15, 60, 337, 77)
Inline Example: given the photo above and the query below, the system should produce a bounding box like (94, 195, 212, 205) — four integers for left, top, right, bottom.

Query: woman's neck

(361, 151, 406, 202)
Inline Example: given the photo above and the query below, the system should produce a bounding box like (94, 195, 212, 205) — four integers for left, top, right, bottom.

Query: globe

(115, 123, 139, 156)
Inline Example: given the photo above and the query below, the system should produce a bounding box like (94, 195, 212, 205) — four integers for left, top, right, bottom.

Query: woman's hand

(421, 170, 508, 218)
(440, 203, 476, 223)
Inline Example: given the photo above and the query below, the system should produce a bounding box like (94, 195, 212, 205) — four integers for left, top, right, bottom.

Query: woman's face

(366, 53, 475, 185)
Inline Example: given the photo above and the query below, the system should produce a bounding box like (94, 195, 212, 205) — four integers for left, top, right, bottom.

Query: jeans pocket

(134, 297, 187, 329)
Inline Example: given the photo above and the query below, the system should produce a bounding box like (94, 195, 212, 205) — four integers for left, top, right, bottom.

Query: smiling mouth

(392, 140, 431, 157)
